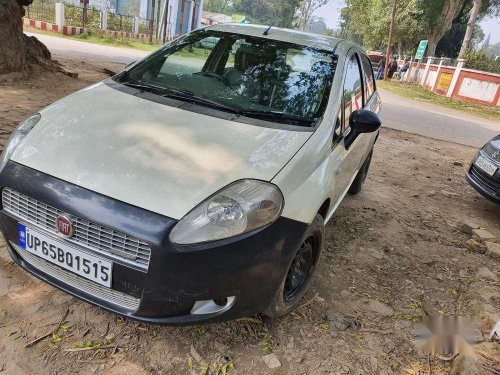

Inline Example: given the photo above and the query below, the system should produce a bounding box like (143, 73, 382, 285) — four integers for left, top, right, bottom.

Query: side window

(342, 54, 363, 132)
(361, 54, 375, 103)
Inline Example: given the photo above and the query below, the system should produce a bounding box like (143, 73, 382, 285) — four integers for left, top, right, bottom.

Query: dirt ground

(0, 60, 499, 375)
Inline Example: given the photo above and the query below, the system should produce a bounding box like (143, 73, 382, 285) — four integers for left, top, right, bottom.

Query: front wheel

(264, 214, 324, 318)
(349, 150, 373, 195)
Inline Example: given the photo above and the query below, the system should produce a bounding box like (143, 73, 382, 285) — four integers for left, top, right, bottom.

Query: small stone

(486, 242, 500, 260)
(262, 354, 281, 369)
(460, 219, 480, 235)
(476, 267, 498, 282)
(472, 228, 495, 241)
(489, 320, 500, 341)
(368, 300, 394, 317)
(442, 190, 459, 197)
(428, 191, 436, 196)
(367, 247, 385, 260)
(213, 341, 229, 354)
(436, 273, 444, 281)
(190, 345, 203, 363)
(453, 161, 464, 167)
(466, 239, 487, 254)
(370, 356, 378, 372)
(340, 290, 351, 298)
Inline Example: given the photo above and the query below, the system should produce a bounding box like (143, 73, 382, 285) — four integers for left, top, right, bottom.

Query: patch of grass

(394, 312, 423, 322)
(24, 26, 161, 52)
(378, 80, 500, 121)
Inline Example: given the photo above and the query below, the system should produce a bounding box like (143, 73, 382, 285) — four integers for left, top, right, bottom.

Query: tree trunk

(426, 0, 463, 57)
(458, 0, 481, 58)
(0, 0, 28, 73)
(0, 0, 59, 75)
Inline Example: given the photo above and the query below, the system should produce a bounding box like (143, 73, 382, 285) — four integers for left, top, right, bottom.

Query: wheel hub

(284, 237, 315, 302)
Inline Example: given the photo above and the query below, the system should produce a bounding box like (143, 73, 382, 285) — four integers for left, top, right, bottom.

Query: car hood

(11, 82, 311, 220)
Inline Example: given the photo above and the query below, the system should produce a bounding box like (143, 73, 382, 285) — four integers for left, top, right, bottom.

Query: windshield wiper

(122, 81, 242, 115)
(241, 110, 315, 126)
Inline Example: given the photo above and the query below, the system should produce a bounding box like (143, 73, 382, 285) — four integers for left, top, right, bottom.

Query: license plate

(18, 224, 112, 287)
(475, 156, 498, 176)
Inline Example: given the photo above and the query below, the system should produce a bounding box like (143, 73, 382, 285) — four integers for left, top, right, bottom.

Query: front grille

(2, 188, 151, 270)
(12, 242, 140, 311)
(471, 166, 500, 193)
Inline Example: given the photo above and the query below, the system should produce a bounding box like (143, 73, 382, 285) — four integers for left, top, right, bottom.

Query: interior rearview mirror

(345, 109, 382, 149)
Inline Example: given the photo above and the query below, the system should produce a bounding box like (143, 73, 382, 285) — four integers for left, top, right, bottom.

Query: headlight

(0, 114, 41, 173)
(169, 179, 284, 245)
(482, 143, 500, 163)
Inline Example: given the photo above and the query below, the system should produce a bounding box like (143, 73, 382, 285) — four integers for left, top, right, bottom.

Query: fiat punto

(0, 24, 381, 324)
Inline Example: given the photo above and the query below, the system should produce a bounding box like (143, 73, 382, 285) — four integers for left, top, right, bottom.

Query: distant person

(376, 58, 386, 80)
(399, 59, 410, 82)
(387, 58, 398, 78)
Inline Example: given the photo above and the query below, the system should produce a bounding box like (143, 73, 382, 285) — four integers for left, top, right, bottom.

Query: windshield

(116, 29, 336, 126)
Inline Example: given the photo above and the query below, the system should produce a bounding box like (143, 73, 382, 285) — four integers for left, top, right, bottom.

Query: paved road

(30, 32, 500, 147)
(379, 89, 500, 147)
(27, 32, 148, 65)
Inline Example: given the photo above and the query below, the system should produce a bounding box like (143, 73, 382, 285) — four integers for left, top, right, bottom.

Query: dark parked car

(466, 135, 500, 205)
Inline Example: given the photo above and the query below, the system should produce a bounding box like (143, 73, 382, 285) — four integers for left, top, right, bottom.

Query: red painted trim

(41, 21, 47, 31)
(29, 19, 36, 27)
(452, 70, 500, 106)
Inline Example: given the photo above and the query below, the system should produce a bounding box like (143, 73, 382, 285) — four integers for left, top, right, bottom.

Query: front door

(331, 51, 366, 205)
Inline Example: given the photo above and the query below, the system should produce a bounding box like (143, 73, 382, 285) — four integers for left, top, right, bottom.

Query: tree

(458, 0, 482, 57)
(424, 0, 464, 56)
(204, 0, 232, 14)
(0, 0, 57, 75)
(296, 0, 328, 31)
(232, 0, 301, 28)
(436, 22, 484, 57)
(340, 0, 499, 58)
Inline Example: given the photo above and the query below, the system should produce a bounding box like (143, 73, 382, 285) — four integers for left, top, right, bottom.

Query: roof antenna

(263, 25, 272, 36)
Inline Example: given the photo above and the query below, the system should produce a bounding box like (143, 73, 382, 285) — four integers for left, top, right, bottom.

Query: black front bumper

(466, 162, 500, 206)
(0, 162, 308, 325)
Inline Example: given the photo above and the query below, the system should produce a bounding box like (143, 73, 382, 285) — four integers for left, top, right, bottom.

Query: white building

(82, 0, 203, 37)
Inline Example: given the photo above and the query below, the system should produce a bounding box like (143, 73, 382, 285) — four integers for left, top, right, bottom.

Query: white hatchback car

(0, 24, 381, 325)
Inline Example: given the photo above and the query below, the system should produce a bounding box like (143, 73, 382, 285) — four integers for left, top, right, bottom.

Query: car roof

(204, 23, 345, 52)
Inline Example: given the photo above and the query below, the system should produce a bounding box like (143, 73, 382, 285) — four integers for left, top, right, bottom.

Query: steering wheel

(199, 72, 232, 87)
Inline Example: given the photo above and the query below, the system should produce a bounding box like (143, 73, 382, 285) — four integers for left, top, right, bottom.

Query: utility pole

(384, 0, 397, 80)
(149, 0, 156, 44)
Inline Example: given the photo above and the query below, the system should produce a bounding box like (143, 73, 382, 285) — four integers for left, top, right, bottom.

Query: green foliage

(342, 0, 499, 55)
(437, 23, 484, 58)
(464, 50, 500, 73)
(205, 0, 301, 27)
(231, 0, 301, 28)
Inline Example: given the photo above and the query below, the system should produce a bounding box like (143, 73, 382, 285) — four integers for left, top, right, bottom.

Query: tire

(349, 150, 373, 195)
(264, 214, 324, 318)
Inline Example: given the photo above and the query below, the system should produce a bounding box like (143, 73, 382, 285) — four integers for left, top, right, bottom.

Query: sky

(313, 0, 500, 44)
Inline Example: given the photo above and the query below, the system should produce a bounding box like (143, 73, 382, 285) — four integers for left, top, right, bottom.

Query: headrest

(234, 44, 277, 72)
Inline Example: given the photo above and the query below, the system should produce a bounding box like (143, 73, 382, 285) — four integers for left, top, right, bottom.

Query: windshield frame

(112, 28, 338, 130)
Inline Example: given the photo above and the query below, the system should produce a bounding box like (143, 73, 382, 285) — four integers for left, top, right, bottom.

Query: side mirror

(345, 109, 382, 149)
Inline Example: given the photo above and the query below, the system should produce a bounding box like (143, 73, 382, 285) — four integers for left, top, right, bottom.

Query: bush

(464, 50, 500, 74)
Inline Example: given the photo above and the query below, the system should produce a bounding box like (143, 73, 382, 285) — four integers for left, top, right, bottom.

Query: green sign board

(415, 40, 428, 59)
